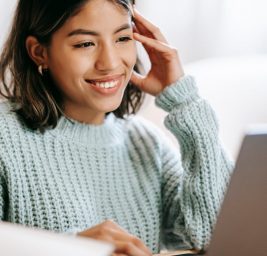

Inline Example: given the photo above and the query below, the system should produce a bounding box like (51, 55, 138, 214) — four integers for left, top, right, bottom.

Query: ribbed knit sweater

(0, 76, 233, 253)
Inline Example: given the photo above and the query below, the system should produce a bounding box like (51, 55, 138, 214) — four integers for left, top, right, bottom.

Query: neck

(63, 104, 105, 125)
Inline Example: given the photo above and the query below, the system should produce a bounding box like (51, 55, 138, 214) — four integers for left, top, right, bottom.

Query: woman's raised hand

(77, 220, 152, 256)
(130, 7, 184, 96)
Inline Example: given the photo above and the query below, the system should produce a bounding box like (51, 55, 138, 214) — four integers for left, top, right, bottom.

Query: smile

(90, 79, 119, 89)
(85, 75, 124, 95)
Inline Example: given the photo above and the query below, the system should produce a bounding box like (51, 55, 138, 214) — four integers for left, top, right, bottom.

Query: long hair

(0, 0, 144, 131)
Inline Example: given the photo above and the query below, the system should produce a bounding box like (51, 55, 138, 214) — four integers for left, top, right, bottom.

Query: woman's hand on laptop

(77, 220, 152, 256)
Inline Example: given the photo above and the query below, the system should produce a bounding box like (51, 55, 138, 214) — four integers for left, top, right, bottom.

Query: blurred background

(136, 0, 267, 158)
(1, 0, 267, 158)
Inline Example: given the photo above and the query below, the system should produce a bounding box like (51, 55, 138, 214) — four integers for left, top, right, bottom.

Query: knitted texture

(0, 76, 233, 253)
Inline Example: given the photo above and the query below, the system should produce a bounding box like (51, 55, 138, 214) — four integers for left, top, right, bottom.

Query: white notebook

(0, 222, 114, 256)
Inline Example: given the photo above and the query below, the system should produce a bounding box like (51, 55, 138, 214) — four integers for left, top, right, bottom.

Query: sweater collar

(48, 113, 124, 147)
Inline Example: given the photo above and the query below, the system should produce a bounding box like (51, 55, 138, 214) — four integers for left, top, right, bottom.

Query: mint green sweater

(0, 76, 233, 253)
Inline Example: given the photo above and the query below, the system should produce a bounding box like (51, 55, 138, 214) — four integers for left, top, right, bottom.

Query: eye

(117, 36, 133, 43)
(74, 41, 95, 48)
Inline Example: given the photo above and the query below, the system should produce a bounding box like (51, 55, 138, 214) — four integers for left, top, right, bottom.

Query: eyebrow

(67, 23, 132, 37)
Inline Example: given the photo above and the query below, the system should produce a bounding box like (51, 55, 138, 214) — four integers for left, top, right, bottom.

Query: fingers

(130, 71, 145, 89)
(133, 7, 168, 44)
(100, 222, 152, 256)
(78, 220, 152, 256)
(114, 241, 149, 256)
(129, 235, 152, 256)
(133, 32, 177, 60)
(132, 7, 178, 66)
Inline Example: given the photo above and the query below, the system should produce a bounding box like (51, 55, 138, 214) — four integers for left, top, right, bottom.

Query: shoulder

(0, 100, 28, 140)
(0, 100, 21, 124)
(125, 114, 163, 138)
(121, 115, 180, 171)
(0, 100, 12, 114)
(0, 100, 16, 125)
(123, 114, 171, 151)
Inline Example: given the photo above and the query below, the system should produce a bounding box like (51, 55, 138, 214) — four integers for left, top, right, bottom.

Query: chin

(97, 101, 122, 114)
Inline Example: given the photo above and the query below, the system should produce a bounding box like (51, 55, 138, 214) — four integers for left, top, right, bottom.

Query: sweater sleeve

(155, 75, 234, 251)
(0, 139, 7, 221)
(0, 164, 6, 220)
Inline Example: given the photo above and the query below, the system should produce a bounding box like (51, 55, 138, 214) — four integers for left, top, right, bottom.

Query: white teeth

(94, 80, 119, 89)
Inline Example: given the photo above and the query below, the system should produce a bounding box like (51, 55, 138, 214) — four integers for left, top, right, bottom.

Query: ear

(25, 36, 48, 68)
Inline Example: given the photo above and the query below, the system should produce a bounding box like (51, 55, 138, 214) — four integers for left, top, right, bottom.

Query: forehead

(65, 0, 131, 30)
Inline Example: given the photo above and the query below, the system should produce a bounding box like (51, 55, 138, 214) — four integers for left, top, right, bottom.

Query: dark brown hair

(0, 0, 144, 131)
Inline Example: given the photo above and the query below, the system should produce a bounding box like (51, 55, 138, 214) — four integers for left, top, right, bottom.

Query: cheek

(123, 43, 137, 69)
(48, 43, 91, 76)
(47, 49, 89, 95)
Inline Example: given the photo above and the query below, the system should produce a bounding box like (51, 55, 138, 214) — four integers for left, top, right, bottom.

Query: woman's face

(46, 0, 137, 123)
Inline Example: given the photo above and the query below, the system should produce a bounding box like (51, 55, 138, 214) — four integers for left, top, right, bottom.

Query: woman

(0, 0, 233, 255)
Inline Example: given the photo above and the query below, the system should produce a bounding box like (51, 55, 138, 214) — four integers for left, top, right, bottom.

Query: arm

(0, 136, 8, 221)
(130, 7, 233, 251)
(0, 163, 7, 221)
(156, 76, 234, 250)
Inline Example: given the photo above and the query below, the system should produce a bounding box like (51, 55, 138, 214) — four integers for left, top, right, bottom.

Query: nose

(95, 43, 120, 72)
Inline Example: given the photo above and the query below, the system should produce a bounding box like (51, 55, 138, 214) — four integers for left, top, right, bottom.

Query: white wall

(136, 0, 267, 63)
(0, 1, 16, 48)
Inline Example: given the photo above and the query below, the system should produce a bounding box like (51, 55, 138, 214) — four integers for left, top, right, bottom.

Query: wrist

(155, 75, 199, 112)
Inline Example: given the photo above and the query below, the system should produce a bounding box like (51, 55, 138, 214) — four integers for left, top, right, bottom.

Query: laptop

(0, 221, 114, 256)
(205, 128, 267, 255)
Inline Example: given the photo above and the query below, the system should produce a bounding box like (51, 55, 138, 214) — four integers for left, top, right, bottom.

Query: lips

(85, 75, 124, 95)
(86, 74, 124, 83)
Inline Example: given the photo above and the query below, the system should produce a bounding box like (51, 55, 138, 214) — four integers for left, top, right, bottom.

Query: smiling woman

(26, 0, 138, 125)
(0, 0, 144, 129)
(0, 0, 233, 255)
